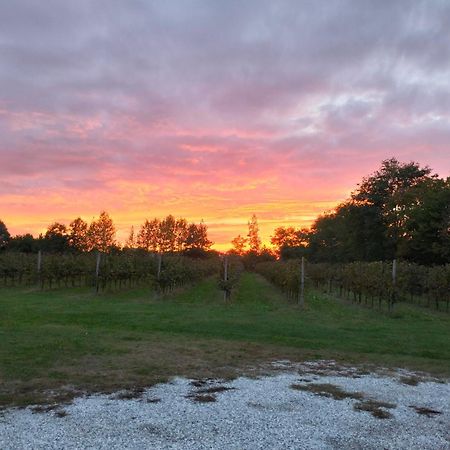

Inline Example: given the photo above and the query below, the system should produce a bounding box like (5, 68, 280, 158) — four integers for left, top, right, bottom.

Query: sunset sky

(1, 1, 450, 250)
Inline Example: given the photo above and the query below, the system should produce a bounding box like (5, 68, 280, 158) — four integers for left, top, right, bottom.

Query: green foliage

(217, 255, 244, 299)
(157, 255, 219, 293)
(0, 251, 220, 293)
(302, 159, 450, 264)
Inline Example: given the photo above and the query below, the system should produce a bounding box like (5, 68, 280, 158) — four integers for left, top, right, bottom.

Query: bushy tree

(159, 215, 177, 252)
(68, 217, 89, 252)
(271, 226, 309, 258)
(230, 234, 247, 255)
(137, 219, 160, 252)
(399, 177, 450, 264)
(297, 158, 448, 264)
(42, 222, 69, 253)
(88, 211, 116, 253)
(185, 221, 213, 251)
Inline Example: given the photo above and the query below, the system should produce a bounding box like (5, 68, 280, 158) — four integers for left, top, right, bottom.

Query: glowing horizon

(1, 1, 450, 250)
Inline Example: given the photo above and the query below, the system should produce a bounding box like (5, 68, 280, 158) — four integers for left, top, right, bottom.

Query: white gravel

(1, 362, 449, 450)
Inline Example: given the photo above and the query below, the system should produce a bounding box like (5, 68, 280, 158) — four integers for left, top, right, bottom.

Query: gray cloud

(1, 0, 449, 187)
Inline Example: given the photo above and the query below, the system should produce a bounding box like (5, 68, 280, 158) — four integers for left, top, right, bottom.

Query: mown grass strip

(1, 272, 449, 407)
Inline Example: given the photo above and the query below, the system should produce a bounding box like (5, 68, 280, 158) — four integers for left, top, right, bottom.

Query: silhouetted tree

(304, 158, 447, 264)
(185, 221, 213, 251)
(42, 222, 69, 253)
(247, 214, 261, 254)
(230, 234, 247, 255)
(0, 220, 10, 250)
(271, 226, 309, 258)
(137, 219, 160, 252)
(175, 218, 189, 251)
(399, 177, 450, 264)
(352, 158, 434, 258)
(68, 217, 89, 252)
(159, 215, 177, 253)
(8, 234, 38, 253)
(125, 225, 137, 249)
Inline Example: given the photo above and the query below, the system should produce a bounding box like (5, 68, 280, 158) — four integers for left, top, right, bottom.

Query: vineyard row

(255, 260, 450, 311)
(0, 251, 219, 293)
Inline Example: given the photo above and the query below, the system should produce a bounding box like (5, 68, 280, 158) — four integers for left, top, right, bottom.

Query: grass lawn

(1, 272, 449, 407)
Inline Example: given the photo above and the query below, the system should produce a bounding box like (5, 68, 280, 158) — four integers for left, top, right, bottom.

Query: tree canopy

(279, 158, 450, 265)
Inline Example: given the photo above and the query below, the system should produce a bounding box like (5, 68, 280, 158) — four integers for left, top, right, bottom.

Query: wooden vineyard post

(95, 251, 101, 293)
(390, 259, 397, 311)
(223, 255, 229, 302)
(37, 250, 42, 288)
(157, 253, 162, 281)
(299, 256, 305, 308)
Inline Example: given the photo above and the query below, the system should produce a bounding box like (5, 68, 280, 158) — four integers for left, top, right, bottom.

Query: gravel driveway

(1, 361, 449, 449)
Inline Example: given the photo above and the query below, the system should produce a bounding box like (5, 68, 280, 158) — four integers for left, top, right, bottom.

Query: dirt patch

(400, 376, 421, 386)
(196, 386, 235, 395)
(113, 387, 145, 400)
(185, 380, 235, 403)
(409, 406, 442, 417)
(188, 394, 216, 403)
(291, 383, 364, 401)
(189, 378, 221, 388)
(31, 404, 60, 414)
(354, 399, 396, 419)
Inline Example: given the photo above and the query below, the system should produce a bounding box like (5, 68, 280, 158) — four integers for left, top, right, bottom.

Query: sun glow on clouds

(1, 1, 450, 249)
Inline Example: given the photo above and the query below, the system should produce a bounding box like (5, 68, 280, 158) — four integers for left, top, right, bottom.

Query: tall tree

(352, 158, 434, 258)
(247, 214, 261, 254)
(185, 221, 213, 251)
(159, 215, 177, 253)
(196, 220, 213, 250)
(175, 218, 189, 251)
(125, 225, 137, 249)
(137, 219, 160, 252)
(88, 211, 116, 253)
(306, 158, 444, 263)
(399, 177, 450, 264)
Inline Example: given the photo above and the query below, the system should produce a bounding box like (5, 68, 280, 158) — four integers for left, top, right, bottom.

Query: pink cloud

(1, 1, 450, 248)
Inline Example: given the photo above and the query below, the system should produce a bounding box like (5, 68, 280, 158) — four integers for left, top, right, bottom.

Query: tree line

(303, 158, 450, 265)
(0, 213, 213, 255)
(231, 159, 450, 265)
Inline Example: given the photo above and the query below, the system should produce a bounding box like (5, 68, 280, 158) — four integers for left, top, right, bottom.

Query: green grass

(1, 272, 449, 407)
